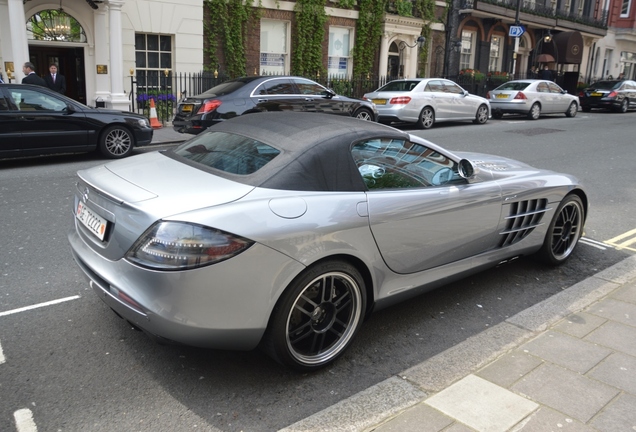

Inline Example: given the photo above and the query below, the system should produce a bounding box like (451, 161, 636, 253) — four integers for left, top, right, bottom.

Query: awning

(542, 31, 583, 64)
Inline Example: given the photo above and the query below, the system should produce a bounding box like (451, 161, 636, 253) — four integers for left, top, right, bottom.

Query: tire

(261, 260, 366, 371)
(536, 194, 585, 266)
(528, 103, 541, 120)
(565, 102, 578, 118)
(615, 99, 628, 113)
(99, 125, 135, 158)
(353, 108, 374, 121)
(473, 104, 489, 124)
(492, 111, 504, 119)
(416, 106, 435, 129)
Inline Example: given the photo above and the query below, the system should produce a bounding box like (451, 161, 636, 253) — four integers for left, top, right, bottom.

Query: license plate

(496, 94, 509, 99)
(372, 99, 387, 105)
(181, 104, 194, 113)
(76, 201, 108, 241)
(591, 92, 603, 97)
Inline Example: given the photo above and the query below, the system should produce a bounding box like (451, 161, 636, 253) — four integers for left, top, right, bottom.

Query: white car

(487, 79, 579, 120)
(363, 78, 490, 129)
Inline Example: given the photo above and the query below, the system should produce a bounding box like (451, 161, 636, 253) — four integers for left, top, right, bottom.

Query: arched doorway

(388, 42, 400, 79)
(26, 9, 87, 103)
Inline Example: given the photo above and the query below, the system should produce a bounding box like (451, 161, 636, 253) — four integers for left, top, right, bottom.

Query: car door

(0, 88, 22, 154)
(251, 78, 305, 113)
(292, 77, 346, 115)
(535, 81, 553, 112)
(442, 80, 476, 118)
(425, 79, 452, 120)
(6, 87, 88, 150)
(548, 82, 569, 112)
(352, 138, 502, 274)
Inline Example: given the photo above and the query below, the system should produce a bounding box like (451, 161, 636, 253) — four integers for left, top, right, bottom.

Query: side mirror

(65, 103, 76, 113)
(458, 159, 478, 178)
(323, 89, 336, 99)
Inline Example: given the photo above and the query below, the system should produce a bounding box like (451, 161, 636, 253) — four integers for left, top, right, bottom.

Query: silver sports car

(68, 112, 587, 371)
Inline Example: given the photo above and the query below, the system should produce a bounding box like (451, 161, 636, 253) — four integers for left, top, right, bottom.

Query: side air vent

(499, 199, 550, 247)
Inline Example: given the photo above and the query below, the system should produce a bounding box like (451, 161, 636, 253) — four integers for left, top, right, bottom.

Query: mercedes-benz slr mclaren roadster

(68, 112, 587, 371)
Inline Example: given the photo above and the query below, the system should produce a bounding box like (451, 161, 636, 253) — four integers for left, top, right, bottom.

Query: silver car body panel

(68, 119, 583, 351)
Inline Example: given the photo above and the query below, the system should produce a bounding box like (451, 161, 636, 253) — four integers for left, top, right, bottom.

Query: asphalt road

(0, 110, 634, 431)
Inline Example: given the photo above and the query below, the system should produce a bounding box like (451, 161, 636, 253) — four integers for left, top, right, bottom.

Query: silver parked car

(68, 112, 587, 371)
(363, 78, 490, 129)
(488, 79, 579, 120)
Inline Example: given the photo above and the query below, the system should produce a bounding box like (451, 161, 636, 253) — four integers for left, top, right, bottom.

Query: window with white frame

(328, 27, 353, 77)
(135, 33, 172, 90)
(260, 19, 289, 75)
(489, 36, 502, 71)
(460, 31, 476, 70)
(621, 0, 631, 16)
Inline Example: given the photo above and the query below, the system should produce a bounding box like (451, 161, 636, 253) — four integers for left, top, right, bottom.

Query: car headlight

(126, 221, 254, 270)
(137, 118, 150, 128)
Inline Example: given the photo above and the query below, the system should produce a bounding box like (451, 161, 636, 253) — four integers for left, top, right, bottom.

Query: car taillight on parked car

(389, 96, 411, 104)
(198, 100, 222, 114)
(578, 91, 585, 97)
(486, 91, 491, 99)
(514, 92, 527, 100)
(607, 91, 618, 98)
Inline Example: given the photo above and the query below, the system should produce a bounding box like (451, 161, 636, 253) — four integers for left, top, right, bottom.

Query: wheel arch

(568, 188, 589, 223)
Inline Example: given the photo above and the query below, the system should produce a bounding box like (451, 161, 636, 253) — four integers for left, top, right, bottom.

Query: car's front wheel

(416, 107, 435, 129)
(262, 260, 366, 371)
(99, 125, 135, 158)
(473, 104, 489, 124)
(565, 102, 578, 117)
(528, 103, 541, 120)
(536, 194, 585, 265)
(353, 108, 374, 121)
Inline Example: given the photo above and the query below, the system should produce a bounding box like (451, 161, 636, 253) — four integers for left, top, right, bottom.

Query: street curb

(278, 254, 636, 432)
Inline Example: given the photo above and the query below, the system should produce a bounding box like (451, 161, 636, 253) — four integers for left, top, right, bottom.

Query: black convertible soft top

(169, 112, 410, 192)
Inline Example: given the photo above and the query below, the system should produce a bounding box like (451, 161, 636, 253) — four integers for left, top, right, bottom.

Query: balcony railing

(461, 0, 608, 29)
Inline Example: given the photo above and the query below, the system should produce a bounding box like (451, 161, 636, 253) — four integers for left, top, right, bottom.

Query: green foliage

(353, 0, 387, 77)
(414, 0, 436, 76)
(395, 0, 413, 16)
(292, 0, 328, 76)
(204, 0, 260, 78)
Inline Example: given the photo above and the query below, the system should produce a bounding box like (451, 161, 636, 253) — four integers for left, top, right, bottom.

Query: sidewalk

(280, 255, 636, 432)
(150, 124, 193, 145)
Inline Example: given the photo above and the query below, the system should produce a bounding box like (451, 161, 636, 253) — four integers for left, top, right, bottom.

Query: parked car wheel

(536, 194, 585, 266)
(528, 103, 541, 120)
(99, 125, 135, 158)
(354, 108, 374, 121)
(473, 104, 489, 124)
(416, 107, 435, 129)
(262, 260, 366, 371)
(492, 110, 504, 119)
(565, 102, 578, 118)
(616, 99, 629, 113)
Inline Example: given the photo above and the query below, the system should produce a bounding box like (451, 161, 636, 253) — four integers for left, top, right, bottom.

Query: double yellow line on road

(605, 228, 636, 252)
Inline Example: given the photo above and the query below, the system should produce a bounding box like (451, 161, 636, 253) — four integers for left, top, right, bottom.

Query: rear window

(174, 131, 280, 175)
(199, 81, 246, 97)
(589, 81, 620, 90)
(377, 81, 421, 92)
(496, 82, 531, 91)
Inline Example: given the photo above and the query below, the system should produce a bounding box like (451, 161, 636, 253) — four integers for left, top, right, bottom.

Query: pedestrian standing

(44, 64, 67, 94)
(21, 62, 47, 87)
(539, 65, 553, 81)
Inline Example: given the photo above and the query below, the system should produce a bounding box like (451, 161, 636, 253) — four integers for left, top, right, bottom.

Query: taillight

(578, 91, 585, 97)
(389, 96, 411, 104)
(197, 100, 222, 114)
(608, 91, 618, 98)
(486, 91, 491, 99)
(514, 92, 527, 100)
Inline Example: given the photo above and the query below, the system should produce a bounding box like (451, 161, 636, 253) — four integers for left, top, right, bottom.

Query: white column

(7, 0, 29, 82)
(107, 0, 128, 110)
(379, 34, 389, 81)
(93, 7, 110, 106)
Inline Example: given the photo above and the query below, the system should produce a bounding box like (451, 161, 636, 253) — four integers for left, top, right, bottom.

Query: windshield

(173, 131, 280, 175)
(378, 81, 421, 92)
(589, 81, 620, 90)
(496, 82, 531, 91)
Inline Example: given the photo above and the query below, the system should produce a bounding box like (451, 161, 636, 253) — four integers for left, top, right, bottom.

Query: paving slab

(552, 312, 607, 338)
(588, 297, 636, 328)
(588, 351, 636, 394)
(511, 406, 596, 432)
(476, 351, 543, 389)
(425, 374, 538, 432)
(518, 330, 611, 373)
(612, 283, 636, 304)
(370, 402, 453, 432)
(585, 320, 636, 357)
(589, 393, 636, 432)
(511, 363, 619, 423)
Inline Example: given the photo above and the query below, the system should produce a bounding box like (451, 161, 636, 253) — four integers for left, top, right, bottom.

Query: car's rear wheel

(615, 99, 629, 113)
(416, 107, 435, 129)
(565, 102, 578, 117)
(99, 125, 134, 158)
(528, 103, 541, 120)
(262, 260, 366, 371)
(473, 104, 489, 124)
(353, 108, 374, 121)
(536, 194, 585, 265)
(492, 110, 504, 119)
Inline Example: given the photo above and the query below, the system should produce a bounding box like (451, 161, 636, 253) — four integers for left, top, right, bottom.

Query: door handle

(304, 98, 314, 101)
(257, 99, 268, 103)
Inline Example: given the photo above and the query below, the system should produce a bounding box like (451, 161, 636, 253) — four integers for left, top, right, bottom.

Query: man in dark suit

(44, 64, 67, 94)
(21, 62, 47, 87)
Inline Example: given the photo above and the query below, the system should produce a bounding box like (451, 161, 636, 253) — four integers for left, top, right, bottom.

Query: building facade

(591, 0, 636, 80)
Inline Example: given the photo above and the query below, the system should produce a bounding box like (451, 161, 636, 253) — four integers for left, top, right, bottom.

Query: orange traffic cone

(149, 98, 162, 129)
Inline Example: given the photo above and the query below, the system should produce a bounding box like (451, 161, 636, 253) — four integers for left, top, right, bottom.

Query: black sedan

(579, 80, 636, 113)
(0, 83, 153, 159)
(172, 76, 379, 134)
